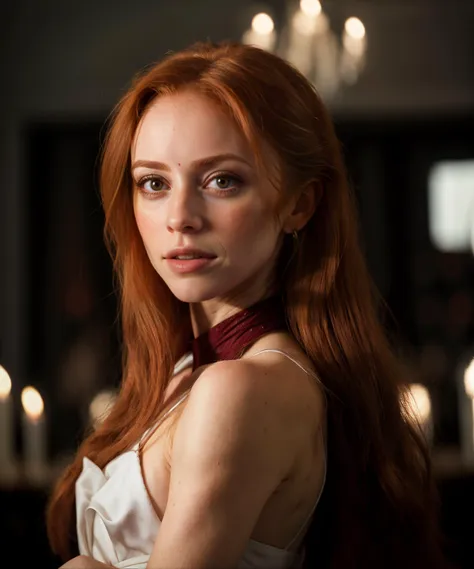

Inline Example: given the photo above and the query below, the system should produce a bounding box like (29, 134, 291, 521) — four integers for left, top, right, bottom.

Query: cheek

(219, 203, 278, 249)
(134, 202, 162, 245)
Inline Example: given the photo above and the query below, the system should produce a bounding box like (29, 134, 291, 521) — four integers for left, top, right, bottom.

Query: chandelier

(242, 0, 367, 101)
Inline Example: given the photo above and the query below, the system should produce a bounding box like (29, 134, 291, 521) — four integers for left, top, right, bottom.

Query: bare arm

(59, 555, 115, 569)
(146, 360, 295, 569)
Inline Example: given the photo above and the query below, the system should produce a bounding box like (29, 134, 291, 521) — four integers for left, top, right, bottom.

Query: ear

(282, 181, 321, 234)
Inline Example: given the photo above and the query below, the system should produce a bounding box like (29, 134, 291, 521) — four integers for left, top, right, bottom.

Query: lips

(174, 254, 208, 260)
(165, 255, 217, 274)
(165, 248, 216, 260)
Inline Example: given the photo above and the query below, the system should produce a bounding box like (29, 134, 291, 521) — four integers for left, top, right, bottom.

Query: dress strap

(134, 353, 194, 452)
(248, 348, 321, 382)
(174, 352, 193, 375)
(249, 348, 327, 551)
(135, 389, 191, 452)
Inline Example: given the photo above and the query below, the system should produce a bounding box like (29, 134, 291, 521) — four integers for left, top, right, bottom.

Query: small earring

(282, 229, 299, 274)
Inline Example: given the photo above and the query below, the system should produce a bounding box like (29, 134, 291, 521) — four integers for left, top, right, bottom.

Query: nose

(166, 186, 204, 234)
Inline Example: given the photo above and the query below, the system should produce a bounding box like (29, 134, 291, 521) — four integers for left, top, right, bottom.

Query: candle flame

(300, 0, 322, 18)
(0, 365, 12, 400)
(344, 17, 366, 40)
(403, 383, 432, 423)
(251, 13, 274, 35)
(89, 389, 117, 426)
(464, 359, 474, 399)
(21, 386, 44, 420)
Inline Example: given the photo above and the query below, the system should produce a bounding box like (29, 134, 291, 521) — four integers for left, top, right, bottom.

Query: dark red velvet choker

(191, 296, 287, 370)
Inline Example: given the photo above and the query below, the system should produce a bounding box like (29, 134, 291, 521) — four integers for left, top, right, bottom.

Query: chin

(166, 281, 228, 304)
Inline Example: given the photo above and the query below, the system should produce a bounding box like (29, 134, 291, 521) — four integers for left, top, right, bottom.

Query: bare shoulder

(148, 352, 325, 567)
(179, 358, 293, 440)
(189, 357, 287, 410)
(185, 355, 315, 429)
(172, 351, 324, 468)
(150, 356, 318, 567)
(170, 357, 306, 480)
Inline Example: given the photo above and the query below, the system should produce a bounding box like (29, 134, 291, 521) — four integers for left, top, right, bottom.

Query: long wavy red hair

(47, 41, 449, 568)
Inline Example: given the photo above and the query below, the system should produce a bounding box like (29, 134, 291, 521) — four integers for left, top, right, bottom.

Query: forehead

(132, 90, 253, 162)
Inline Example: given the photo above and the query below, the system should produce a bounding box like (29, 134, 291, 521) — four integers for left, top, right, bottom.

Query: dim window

(428, 160, 474, 252)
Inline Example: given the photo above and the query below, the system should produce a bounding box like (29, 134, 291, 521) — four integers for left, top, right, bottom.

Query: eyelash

(135, 172, 243, 199)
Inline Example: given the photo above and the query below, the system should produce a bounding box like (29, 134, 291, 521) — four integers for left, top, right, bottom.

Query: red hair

(47, 41, 449, 568)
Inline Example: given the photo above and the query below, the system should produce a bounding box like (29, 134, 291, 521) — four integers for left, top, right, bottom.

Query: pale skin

(62, 90, 326, 569)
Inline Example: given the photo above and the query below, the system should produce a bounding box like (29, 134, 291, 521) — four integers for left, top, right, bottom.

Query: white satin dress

(75, 350, 326, 569)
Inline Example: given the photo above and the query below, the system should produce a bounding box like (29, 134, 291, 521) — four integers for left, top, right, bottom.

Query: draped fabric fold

(76, 454, 159, 568)
(76, 450, 304, 568)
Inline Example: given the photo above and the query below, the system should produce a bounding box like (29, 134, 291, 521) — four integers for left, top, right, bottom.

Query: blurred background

(1, 0, 474, 566)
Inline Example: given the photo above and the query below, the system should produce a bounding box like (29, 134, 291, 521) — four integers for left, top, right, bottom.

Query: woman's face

(132, 90, 285, 304)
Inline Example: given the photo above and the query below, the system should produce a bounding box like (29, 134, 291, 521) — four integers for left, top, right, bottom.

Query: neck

(189, 287, 277, 338)
(188, 254, 281, 337)
(190, 294, 287, 370)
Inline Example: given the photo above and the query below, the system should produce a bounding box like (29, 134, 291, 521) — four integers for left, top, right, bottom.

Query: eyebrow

(131, 153, 252, 172)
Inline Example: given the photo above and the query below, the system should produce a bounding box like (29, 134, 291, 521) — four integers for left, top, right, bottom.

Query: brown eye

(206, 174, 242, 194)
(215, 176, 231, 189)
(137, 175, 169, 194)
(144, 178, 165, 192)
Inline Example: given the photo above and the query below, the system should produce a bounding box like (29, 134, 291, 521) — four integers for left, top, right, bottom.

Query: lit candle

(242, 12, 276, 52)
(294, 0, 323, 35)
(286, 1, 337, 98)
(0, 365, 16, 483)
(403, 383, 433, 446)
(21, 386, 47, 485)
(459, 359, 474, 465)
(89, 389, 117, 428)
(288, 3, 321, 76)
(341, 16, 367, 85)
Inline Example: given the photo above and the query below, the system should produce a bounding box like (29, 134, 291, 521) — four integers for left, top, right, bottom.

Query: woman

(47, 41, 449, 569)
